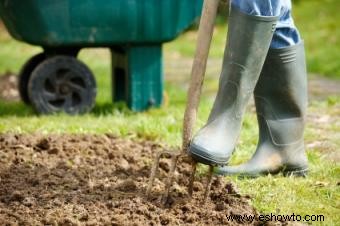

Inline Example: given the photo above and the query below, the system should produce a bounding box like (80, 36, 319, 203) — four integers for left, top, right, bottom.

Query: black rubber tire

(28, 56, 97, 114)
(18, 53, 46, 104)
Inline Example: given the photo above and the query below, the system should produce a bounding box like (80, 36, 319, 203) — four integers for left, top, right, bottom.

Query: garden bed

(0, 134, 261, 225)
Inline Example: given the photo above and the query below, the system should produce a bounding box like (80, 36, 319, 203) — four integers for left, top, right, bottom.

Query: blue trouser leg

(231, 0, 301, 49)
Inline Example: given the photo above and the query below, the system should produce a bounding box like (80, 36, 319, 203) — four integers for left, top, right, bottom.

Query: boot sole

(283, 167, 308, 177)
(189, 143, 229, 166)
(216, 166, 308, 178)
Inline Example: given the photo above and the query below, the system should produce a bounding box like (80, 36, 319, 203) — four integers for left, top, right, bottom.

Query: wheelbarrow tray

(0, 0, 202, 47)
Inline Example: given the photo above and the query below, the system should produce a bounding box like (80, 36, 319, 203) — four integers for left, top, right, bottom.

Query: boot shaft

(255, 43, 308, 120)
(189, 6, 279, 165)
(255, 42, 308, 146)
(209, 6, 279, 121)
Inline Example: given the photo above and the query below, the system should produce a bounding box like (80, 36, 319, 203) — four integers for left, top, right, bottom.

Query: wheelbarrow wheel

(18, 53, 46, 104)
(28, 56, 97, 114)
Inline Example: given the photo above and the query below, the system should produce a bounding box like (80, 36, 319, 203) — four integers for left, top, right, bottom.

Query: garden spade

(146, 0, 220, 204)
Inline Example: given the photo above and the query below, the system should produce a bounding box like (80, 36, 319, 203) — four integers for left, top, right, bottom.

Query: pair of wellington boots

(189, 6, 308, 177)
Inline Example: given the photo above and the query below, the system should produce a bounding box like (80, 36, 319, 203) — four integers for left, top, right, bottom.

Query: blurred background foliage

(186, 0, 339, 78)
(0, 0, 339, 78)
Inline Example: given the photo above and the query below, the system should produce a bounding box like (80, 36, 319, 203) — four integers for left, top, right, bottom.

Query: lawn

(0, 0, 339, 225)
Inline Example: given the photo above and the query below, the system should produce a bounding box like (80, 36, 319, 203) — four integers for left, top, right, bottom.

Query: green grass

(0, 0, 339, 225)
(294, 0, 340, 78)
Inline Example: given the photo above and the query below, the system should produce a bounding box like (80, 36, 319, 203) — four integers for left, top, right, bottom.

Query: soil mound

(0, 134, 262, 225)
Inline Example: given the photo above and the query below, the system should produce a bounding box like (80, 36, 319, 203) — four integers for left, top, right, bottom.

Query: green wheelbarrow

(0, 0, 203, 114)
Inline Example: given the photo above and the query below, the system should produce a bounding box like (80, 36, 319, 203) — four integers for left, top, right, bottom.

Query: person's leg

(188, 1, 279, 165)
(271, 0, 301, 48)
(232, 0, 301, 49)
(217, 0, 309, 177)
(231, 0, 281, 16)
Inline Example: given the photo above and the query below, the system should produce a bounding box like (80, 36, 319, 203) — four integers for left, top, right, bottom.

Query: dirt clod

(10, 190, 24, 202)
(116, 179, 138, 192)
(0, 133, 268, 225)
(48, 147, 60, 155)
(35, 138, 50, 151)
(118, 158, 130, 171)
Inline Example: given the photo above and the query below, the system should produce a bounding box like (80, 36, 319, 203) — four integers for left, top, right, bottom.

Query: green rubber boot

(189, 6, 279, 165)
(217, 42, 309, 177)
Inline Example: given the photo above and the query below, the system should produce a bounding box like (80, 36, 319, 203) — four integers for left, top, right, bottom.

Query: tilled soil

(0, 134, 265, 226)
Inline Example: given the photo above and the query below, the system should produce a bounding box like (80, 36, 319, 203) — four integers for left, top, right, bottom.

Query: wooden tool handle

(182, 0, 220, 152)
